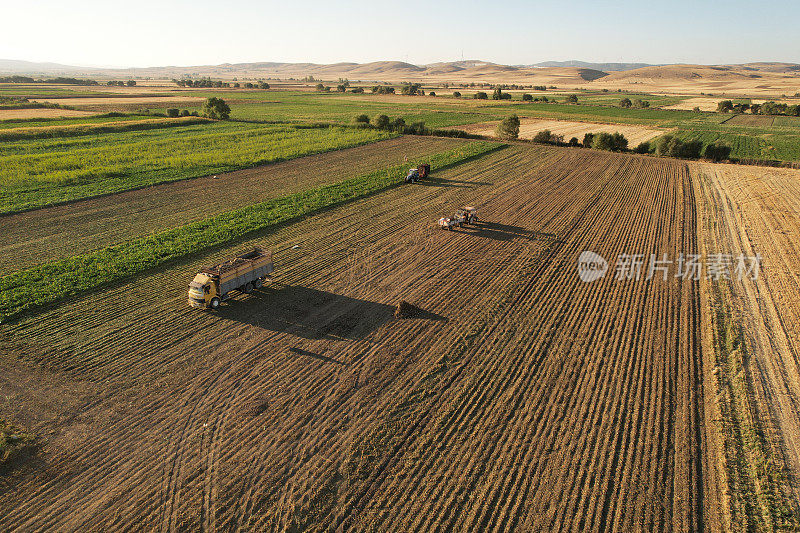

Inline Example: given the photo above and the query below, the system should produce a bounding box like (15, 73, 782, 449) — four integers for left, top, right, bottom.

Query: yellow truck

(188, 247, 274, 310)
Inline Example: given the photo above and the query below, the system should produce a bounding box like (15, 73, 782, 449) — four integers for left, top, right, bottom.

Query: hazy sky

(4, 0, 798, 67)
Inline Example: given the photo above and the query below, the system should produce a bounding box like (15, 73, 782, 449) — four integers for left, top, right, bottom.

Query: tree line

(717, 100, 800, 116)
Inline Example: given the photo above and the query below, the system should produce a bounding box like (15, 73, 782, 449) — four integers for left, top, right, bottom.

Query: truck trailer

(188, 247, 274, 309)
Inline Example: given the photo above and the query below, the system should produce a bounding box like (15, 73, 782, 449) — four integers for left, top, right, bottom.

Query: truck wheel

(210, 297, 220, 310)
(243, 282, 254, 294)
(254, 277, 264, 289)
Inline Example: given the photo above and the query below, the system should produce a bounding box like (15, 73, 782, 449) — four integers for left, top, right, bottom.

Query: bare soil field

(0, 144, 722, 531)
(0, 136, 465, 274)
(460, 118, 666, 146)
(695, 162, 800, 512)
(0, 108, 95, 120)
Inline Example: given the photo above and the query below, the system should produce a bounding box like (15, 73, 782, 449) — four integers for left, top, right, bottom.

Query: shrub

(390, 117, 406, 132)
(492, 87, 511, 100)
(336, 84, 346, 92)
(405, 122, 429, 135)
(400, 83, 422, 95)
(315, 83, 325, 92)
(473, 92, 488, 100)
(592, 132, 628, 152)
(453, 91, 461, 98)
(355, 114, 370, 125)
(522, 93, 533, 101)
(568, 137, 580, 146)
(619, 98, 632, 108)
(429, 91, 436, 97)
(583, 133, 594, 147)
(654, 135, 702, 159)
(632, 99, 650, 109)
(633, 141, 651, 154)
(259, 82, 270, 89)
(495, 114, 520, 140)
(166, 108, 180, 118)
(375, 114, 390, 129)
(704, 142, 732, 161)
(126, 80, 136, 87)
(180, 109, 190, 117)
(201, 97, 231, 120)
(533, 130, 553, 144)
(565, 94, 579, 104)
(351, 87, 364, 94)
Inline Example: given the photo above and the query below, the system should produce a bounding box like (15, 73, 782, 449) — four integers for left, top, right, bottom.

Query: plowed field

(1, 144, 722, 530)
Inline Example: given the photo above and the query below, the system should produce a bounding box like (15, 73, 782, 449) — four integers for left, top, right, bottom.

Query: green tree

(592, 132, 628, 152)
(355, 114, 370, 125)
(391, 117, 406, 132)
(453, 91, 461, 98)
(533, 130, 553, 143)
(126, 80, 136, 87)
(495, 114, 520, 139)
(315, 83, 325, 91)
(704, 142, 731, 161)
(522, 93, 533, 101)
(166, 108, 180, 118)
(258, 81, 270, 89)
(473, 91, 488, 100)
(583, 133, 594, 147)
(375, 114, 390, 129)
(201, 97, 231, 120)
(717, 100, 734, 113)
(619, 98, 632, 108)
(565, 94, 579, 104)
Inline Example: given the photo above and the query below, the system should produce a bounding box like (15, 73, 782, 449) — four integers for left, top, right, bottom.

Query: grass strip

(709, 283, 799, 530)
(0, 141, 504, 321)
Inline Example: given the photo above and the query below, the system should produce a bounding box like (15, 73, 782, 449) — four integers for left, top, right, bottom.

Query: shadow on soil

(217, 284, 418, 340)
(452, 221, 560, 243)
(417, 178, 494, 188)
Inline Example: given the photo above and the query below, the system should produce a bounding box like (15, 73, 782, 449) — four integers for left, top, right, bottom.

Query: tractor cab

(405, 168, 420, 183)
(455, 206, 478, 224)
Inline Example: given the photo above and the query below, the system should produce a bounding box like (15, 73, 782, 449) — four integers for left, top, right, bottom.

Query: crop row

(0, 141, 503, 321)
(0, 121, 395, 214)
(0, 116, 210, 142)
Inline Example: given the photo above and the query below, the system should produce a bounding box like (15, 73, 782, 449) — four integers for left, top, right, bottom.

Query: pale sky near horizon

(4, 0, 798, 68)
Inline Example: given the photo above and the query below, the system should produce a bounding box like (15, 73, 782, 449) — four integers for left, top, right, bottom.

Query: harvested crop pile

(394, 300, 417, 318)
(0, 419, 37, 468)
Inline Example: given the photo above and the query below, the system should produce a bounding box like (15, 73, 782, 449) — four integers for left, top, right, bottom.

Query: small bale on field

(394, 300, 417, 318)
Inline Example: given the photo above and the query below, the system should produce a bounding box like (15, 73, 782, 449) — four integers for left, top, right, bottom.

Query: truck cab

(188, 273, 220, 309)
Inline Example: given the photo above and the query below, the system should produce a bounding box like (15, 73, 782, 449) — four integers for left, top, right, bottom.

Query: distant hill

(529, 61, 656, 72)
(0, 59, 82, 74)
(1, 59, 798, 94)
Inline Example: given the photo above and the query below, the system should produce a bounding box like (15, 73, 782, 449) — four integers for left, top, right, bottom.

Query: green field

(0, 121, 395, 214)
(0, 141, 502, 321)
